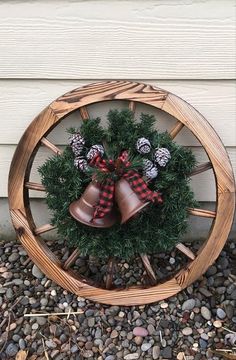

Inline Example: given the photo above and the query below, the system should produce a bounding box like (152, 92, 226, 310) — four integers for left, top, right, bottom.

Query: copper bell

(69, 182, 118, 228)
(115, 178, 150, 224)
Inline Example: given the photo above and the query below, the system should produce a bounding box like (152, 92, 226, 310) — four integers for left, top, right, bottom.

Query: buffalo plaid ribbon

(92, 178, 115, 220)
(123, 170, 163, 204)
(90, 153, 163, 222)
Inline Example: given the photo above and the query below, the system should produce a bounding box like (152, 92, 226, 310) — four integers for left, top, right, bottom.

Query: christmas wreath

(39, 109, 197, 260)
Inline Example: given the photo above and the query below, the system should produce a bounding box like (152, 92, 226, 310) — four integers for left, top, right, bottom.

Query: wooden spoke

(63, 249, 80, 270)
(79, 106, 89, 120)
(25, 182, 46, 191)
(34, 224, 56, 235)
(41, 137, 62, 155)
(129, 100, 136, 113)
(169, 121, 184, 139)
(105, 258, 116, 289)
(176, 243, 195, 260)
(190, 162, 213, 176)
(140, 254, 157, 284)
(188, 207, 216, 218)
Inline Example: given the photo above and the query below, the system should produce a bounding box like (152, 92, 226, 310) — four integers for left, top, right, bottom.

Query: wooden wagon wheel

(8, 81, 235, 306)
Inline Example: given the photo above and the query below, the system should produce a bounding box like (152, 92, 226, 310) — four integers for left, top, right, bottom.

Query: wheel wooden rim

(8, 81, 235, 306)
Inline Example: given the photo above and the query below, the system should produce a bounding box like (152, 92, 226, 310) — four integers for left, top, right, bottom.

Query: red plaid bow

(90, 152, 162, 222)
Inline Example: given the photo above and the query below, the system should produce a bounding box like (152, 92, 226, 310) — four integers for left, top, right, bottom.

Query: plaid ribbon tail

(92, 179, 115, 221)
(124, 170, 163, 204)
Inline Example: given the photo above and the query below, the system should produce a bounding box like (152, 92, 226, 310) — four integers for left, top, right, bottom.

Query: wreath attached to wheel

(39, 109, 197, 260)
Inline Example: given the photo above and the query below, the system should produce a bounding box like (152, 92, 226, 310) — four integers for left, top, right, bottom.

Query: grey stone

(6, 288, 14, 299)
(199, 339, 208, 349)
(216, 308, 226, 319)
(152, 345, 160, 359)
(217, 286, 226, 295)
(182, 299, 196, 311)
(230, 289, 236, 300)
(13, 278, 23, 285)
(85, 309, 94, 317)
(36, 316, 47, 326)
(95, 328, 102, 339)
(45, 339, 57, 349)
(19, 338, 26, 349)
(147, 323, 155, 335)
(141, 342, 152, 351)
(12, 334, 20, 342)
(105, 356, 115, 360)
(71, 345, 79, 353)
(161, 346, 172, 359)
(124, 354, 139, 360)
(59, 334, 68, 343)
(105, 306, 120, 316)
(182, 327, 193, 336)
(32, 264, 44, 279)
(206, 265, 217, 276)
(8, 253, 19, 262)
(88, 317, 95, 327)
(217, 257, 229, 269)
(225, 304, 234, 319)
(201, 306, 211, 320)
(23, 323, 31, 335)
(40, 298, 48, 307)
(6, 343, 18, 357)
(159, 319, 170, 328)
(20, 296, 29, 306)
(199, 288, 212, 297)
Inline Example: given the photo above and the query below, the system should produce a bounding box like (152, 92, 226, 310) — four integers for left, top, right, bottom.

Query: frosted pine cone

(69, 132, 85, 156)
(145, 166, 158, 180)
(69, 132, 85, 146)
(136, 137, 151, 154)
(143, 159, 154, 172)
(74, 157, 88, 172)
(87, 144, 104, 161)
(154, 148, 171, 167)
(71, 143, 84, 156)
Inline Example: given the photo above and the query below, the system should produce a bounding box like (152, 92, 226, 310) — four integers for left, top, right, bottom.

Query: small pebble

(182, 299, 196, 311)
(134, 336, 143, 345)
(216, 308, 226, 319)
(160, 302, 168, 309)
(152, 345, 160, 359)
(213, 320, 222, 328)
(133, 327, 148, 337)
(201, 306, 211, 320)
(124, 354, 139, 360)
(6, 343, 18, 357)
(32, 264, 44, 279)
(141, 342, 152, 352)
(182, 327, 193, 336)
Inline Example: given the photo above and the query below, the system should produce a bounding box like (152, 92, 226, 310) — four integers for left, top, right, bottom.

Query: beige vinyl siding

(0, 0, 235, 237)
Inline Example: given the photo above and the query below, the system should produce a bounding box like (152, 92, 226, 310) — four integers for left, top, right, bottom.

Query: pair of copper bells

(69, 179, 149, 228)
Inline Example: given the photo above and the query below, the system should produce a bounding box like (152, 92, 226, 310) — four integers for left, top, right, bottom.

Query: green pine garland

(38, 109, 197, 260)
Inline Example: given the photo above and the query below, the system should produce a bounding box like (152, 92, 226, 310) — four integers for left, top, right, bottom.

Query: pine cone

(71, 143, 84, 156)
(154, 148, 171, 167)
(87, 144, 104, 161)
(69, 132, 85, 146)
(145, 167, 158, 180)
(143, 159, 154, 172)
(143, 159, 158, 179)
(136, 137, 151, 154)
(69, 132, 85, 156)
(74, 157, 88, 172)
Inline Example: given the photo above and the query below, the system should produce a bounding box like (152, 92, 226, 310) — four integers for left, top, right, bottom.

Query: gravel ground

(0, 239, 236, 360)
